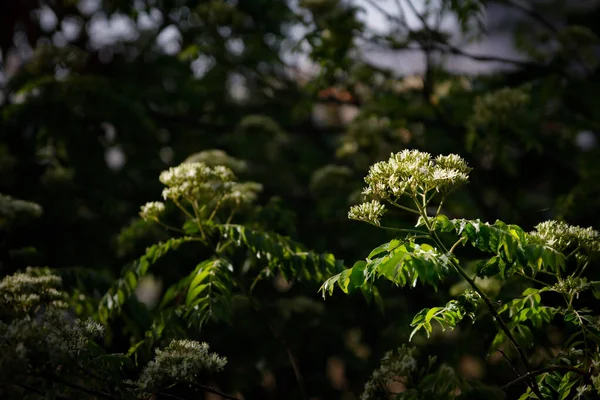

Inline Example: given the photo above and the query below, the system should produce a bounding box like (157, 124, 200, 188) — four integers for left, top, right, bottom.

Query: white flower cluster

(134, 340, 227, 390)
(139, 201, 165, 221)
(348, 200, 386, 226)
(159, 162, 235, 202)
(362, 150, 471, 200)
(530, 220, 600, 256)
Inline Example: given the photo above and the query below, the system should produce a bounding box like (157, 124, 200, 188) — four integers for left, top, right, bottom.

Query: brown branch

(494, 0, 591, 75)
(496, 0, 558, 33)
(364, 0, 405, 26)
(493, 348, 523, 378)
(501, 365, 590, 390)
(435, 42, 548, 69)
(40, 373, 116, 399)
(14, 382, 71, 400)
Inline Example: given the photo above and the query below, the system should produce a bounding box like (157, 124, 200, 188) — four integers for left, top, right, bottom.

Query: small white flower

(139, 202, 165, 220)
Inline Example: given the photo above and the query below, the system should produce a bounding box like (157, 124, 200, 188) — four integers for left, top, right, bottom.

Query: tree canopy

(1, 0, 599, 399)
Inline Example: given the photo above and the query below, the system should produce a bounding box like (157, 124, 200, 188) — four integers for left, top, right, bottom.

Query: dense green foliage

(1, 0, 600, 399)
(322, 150, 600, 399)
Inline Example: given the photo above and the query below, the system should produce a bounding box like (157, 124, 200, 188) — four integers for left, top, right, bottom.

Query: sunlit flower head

(139, 202, 165, 221)
(348, 200, 386, 226)
(362, 150, 472, 201)
(159, 162, 236, 201)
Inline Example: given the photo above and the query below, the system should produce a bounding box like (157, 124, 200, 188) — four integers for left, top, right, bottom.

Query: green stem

(389, 199, 421, 215)
(366, 221, 429, 236)
(215, 240, 233, 255)
(173, 198, 195, 221)
(515, 271, 548, 287)
(576, 260, 589, 278)
(435, 197, 445, 216)
(424, 191, 437, 207)
(154, 219, 186, 234)
(448, 237, 466, 254)
(208, 198, 223, 222)
(566, 246, 581, 260)
(188, 200, 207, 240)
(226, 207, 237, 225)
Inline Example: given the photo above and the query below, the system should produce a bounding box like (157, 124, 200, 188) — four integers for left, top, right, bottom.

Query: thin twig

(389, 199, 421, 215)
(494, 348, 523, 378)
(495, 0, 591, 75)
(501, 365, 590, 390)
(393, 0, 407, 24)
(40, 373, 116, 399)
(236, 278, 309, 400)
(365, 221, 429, 236)
(448, 237, 466, 254)
(190, 383, 242, 400)
(404, 0, 434, 34)
(364, 0, 405, 25)
(153, 391, 191, 400)
(497, 0, 557, 33)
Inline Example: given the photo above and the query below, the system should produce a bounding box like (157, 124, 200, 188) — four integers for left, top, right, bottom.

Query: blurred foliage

(1, 0, 600, 399)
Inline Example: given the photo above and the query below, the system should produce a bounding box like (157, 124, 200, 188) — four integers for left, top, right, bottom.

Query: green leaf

(434, 214, 455, 232)
(557, 372, 579, 400)
(218, 224, 343, 284)
(447, 219, 567, 278)
(367, 239, 401, 259)
(184, 258, 234, 329)
(183, 219, 200, 234)
(476, 256, 505, 277)
(325, 240, 453, 297)
(410, 290, 480, 342)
